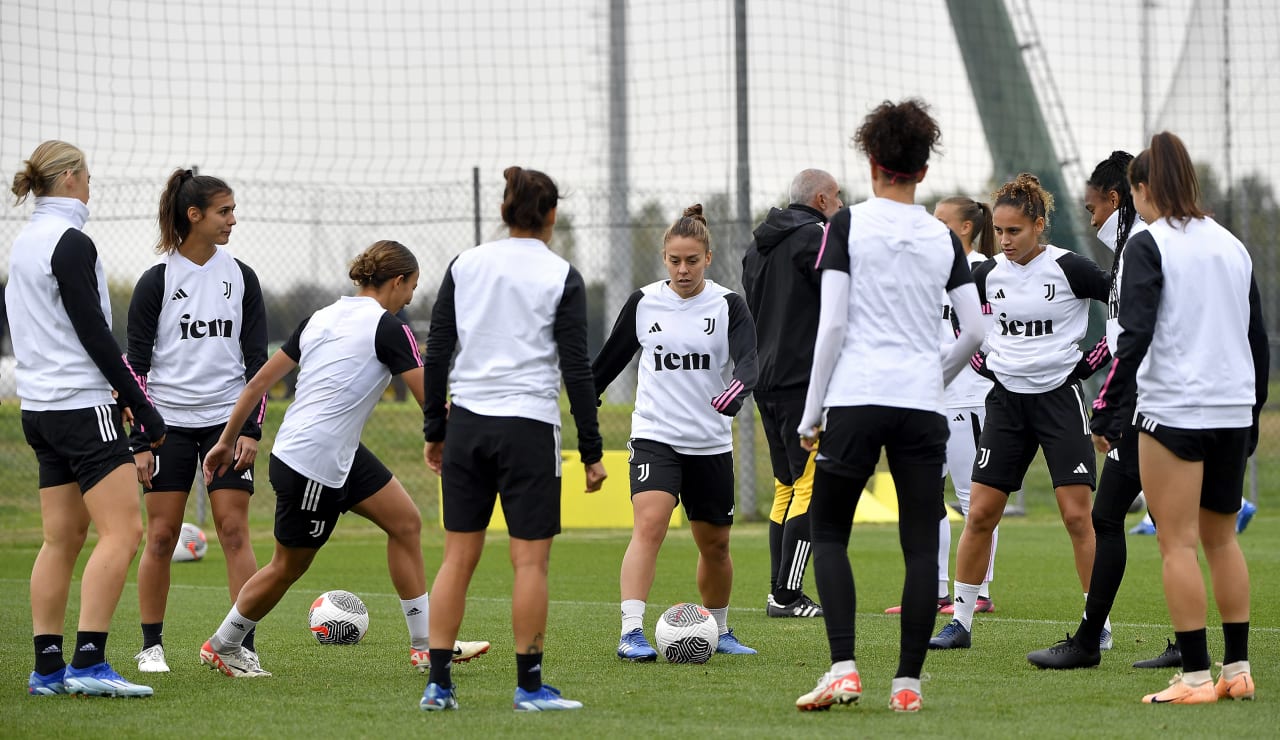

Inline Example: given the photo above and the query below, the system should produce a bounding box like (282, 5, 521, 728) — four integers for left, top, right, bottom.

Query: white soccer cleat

(796, 668, 862, 711)
(200, 640, 272, 678)
(134, 644, 170, 673)
(410, 640, 492, 672)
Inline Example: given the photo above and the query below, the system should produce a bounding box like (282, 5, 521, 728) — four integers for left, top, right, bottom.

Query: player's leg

(769, 398, 821, 616)
(617, 440, 677, 660)
(136, 488, 187, 671)
(29, 481, 89, 694)
(1199, 428, 1253, 700)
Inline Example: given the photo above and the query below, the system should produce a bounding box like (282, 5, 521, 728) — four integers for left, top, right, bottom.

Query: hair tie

(870, 156, 919, 185)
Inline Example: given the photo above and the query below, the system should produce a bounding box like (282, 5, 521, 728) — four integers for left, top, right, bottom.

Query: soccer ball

(171, 522, 208, 562)
(654, 602, 718, 664)
(309, 590, 369, 645)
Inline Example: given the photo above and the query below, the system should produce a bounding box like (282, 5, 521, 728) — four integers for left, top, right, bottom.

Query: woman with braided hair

(929, 173, 1111, 653)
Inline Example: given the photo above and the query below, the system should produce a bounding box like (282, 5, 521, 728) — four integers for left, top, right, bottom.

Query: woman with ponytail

(593, 203, 760, 664)
(127, 169, 267, 675)
(1091, 132, 1267, 704)
(421, 166, 604, 712)
(11, 141, 165, 698)
(199, 240, 488, 680)
(930, 173, 1111, 655)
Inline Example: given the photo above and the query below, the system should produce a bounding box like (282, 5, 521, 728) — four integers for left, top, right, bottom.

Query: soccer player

(885, 196, 1000, 616)
(420, 167, 606, 712)
(742, 170, 840, 620)
(930, 174, 1111, 652)
(794, 99, 986, 713)
(596, 204, 760, 662)
(1026, 151, 1179, 670)
(1092, 132, 1267, 704)
(199, 240, 489, 679)
(128, 169, 267, 675)
(10, 141, 166, 697)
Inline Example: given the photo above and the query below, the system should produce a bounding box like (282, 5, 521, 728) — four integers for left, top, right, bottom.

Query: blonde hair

(11, 140, 85, 205)
(349, 240, 418, 287)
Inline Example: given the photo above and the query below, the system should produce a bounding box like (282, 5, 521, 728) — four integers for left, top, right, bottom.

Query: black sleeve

(237, 260, 269, 440)
(423, 259, 459, 442)
(814, 208, 850, 273)
(1072, 336, 1113, 381)
(971, 259, 995, 307)
(944, 232, 973, 291)
(710, 293, 757, 417)
(50, 230, 165, 442)
(1059, 251, 1110, 302)
(375, 311, 424, 376)
(1091, 232, 1161, 441)
(1247, 272, 1270, 455)
(790, 222, 826, 289)
(591, 289, 643, 396)
(554, 267, 603, 464)
(126, 265, 166, 451)
(280, 317, 310, 362)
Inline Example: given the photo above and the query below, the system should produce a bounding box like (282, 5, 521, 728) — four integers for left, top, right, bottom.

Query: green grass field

(1, 403, 1277, 737)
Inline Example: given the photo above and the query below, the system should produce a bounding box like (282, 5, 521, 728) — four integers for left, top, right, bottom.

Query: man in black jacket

(742, 169, 841, 618)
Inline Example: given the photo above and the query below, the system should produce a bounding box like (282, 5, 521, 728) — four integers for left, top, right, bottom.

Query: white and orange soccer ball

(654, 602, 718, 664)
(171, 522, 208, 562)
(308, 590, 369, 645)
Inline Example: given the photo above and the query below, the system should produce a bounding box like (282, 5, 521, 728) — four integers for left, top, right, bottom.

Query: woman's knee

(145, 522, 182, 557)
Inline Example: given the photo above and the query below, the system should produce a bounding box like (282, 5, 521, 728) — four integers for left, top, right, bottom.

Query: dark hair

(11, 140, 85, 205)
(663, 203, 711, 251)
(501, 166, 559, 231)
(1087, 150, 1137, 252)
(853, 98, 941, 183)
(349, 240, 418, 287)
(1128, 131, 1206, 225)
(993, 172, 1055, 240)
(157, 168, 233, 253)
(939, 196, 995, 257)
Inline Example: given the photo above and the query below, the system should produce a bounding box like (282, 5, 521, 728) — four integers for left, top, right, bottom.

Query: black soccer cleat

(1132, 638, 1182, 669)
(1027, 634, 1101, 669)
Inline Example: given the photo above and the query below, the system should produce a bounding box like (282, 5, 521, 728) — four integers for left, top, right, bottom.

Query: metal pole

(733, 0, 755, 519)
(472, 166, 481, 246)
(605, 0, 634, 404)
(1140, 1, 1152, 140)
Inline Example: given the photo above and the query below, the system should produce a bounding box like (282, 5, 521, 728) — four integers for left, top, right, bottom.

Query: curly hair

(993, 173, 1055, 240)
(853, 99, 941, 183)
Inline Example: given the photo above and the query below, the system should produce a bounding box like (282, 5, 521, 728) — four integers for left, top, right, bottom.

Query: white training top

(1097, 209, 1149, 352)
(272, 296, 422, 487)
(942, 250, 995, 408)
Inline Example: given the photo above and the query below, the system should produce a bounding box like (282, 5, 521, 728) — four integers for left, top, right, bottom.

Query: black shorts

(971, 381, 1096, 493)
(146, 424, 255, 495)
(21, 405, 133, 493)
(816, 405, 948, 480)
(756, 396, 809, 486)
(627, 438, 735, 525)
(269, 445, 392, 548)
(440, 405, 562, 540)
(1137, 414, 1249, 515)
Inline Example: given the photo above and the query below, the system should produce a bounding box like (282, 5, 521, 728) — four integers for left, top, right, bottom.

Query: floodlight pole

(733, 0, 756, 518)
(605, 0, 635, 404)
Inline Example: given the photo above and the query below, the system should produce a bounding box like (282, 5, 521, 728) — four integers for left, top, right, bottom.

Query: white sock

(952, 581, 981, 631)
(1222, 659, 1251, 679)
(986, 525, 998, 584)
(211, 606, 257, 652)
(707, 606, 728, 634)
(1082, 594, 1112, 632)
(938, 580, 951, 601)
(621, 599, 646, 635)
(937, 516, 951, 594)
(830, 658, 856, 677)
(401, 593, 430, 650)
(891, 676, 921, 694)
(1183, 669, 1212, 686)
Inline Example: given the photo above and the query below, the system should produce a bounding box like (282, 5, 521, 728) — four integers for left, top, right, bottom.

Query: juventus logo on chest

(223, 281, 233, 299)
(1043, 283, 1056, 301)
(703, 317, 716, 335)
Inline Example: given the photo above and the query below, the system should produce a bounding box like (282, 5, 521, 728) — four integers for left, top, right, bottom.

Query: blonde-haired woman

(10, 140, 166, 697)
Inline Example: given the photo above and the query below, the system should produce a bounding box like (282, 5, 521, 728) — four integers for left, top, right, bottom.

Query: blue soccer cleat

(1237, 499, 1257, 534)
(420, 682, 459, 711)
(63, 662, 153, 698)
(715, 628, 757, 655)
(1129, 516, 1156, 536)
(28, 668, 67, 696)
(929, 619, 972, 649)
(514, 684, 583, 712)
(617, 628, 658, 662)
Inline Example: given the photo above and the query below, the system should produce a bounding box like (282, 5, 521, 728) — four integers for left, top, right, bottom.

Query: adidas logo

(953, 413, 965, 422)
(231, 621, 245, 630)
(171, 288, 189, 301)
(528, 663, 542, 673)
(648, 322, 662, 333)
(1073, 463, 1090, 474)
(79, 642, 98, 651)
(241, 469, 253, 481)
(992, 289, 1006, 300)
(41, 644, 61, 654)
(406, 607, 422, 616)
(1107, 449, 1120, 461)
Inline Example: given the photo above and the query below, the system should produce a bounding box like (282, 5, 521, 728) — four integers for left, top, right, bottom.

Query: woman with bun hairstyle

(199, 240, 489, 679)
(930, 173, 1111, 653)
(593, 203, 760, 664)
(421, 167, 605, 712)
(127, 169, 267, 675)
(10, 141, 166, 698)
(1091, 132, 1267, 704)
(795, 99, 987, 713)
